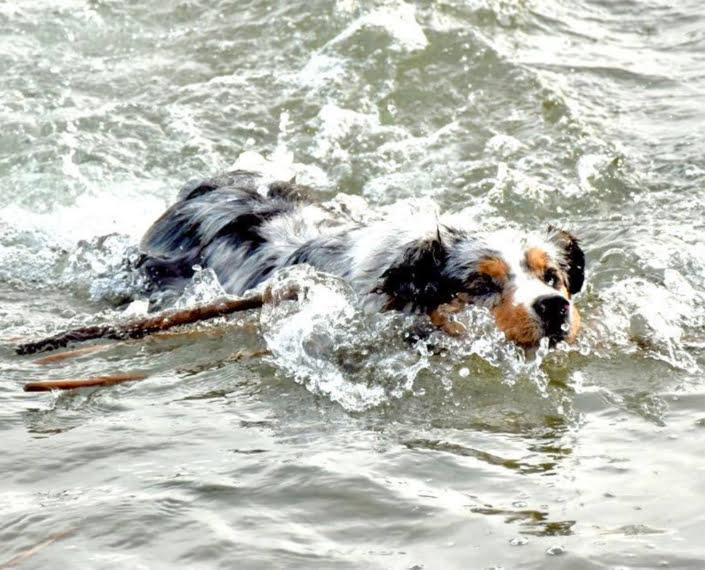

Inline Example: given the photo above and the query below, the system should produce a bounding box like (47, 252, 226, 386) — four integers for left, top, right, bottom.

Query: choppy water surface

(2, 0, 705, 568)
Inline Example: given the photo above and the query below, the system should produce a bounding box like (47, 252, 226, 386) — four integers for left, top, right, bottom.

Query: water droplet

(509, 537, 529, 546)
(458, 367, 470, 378)
(546, 545, 566, 556)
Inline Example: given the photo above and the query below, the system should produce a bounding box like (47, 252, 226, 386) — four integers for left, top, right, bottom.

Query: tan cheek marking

(526, 247, 549, 275)
(491, 293, 542, 346)
(566, 306, 581, 343)
(476, 258, 510, 282)
(557, 284, 579, 343)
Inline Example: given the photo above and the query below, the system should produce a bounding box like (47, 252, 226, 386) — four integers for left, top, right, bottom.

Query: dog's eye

(542, 268, 561, 288)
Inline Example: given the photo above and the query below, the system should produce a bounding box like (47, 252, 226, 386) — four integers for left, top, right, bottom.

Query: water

(2, 0, 705, 567)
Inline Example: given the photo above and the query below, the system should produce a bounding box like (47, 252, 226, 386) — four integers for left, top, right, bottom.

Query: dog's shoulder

(142, 172, 308, 256)
(138, 171, 312, 297)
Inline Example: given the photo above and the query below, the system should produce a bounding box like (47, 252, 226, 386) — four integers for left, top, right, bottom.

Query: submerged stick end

(23, 372, 149, 392)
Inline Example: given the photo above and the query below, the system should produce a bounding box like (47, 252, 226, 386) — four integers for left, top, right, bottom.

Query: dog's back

(139, 170, 357, 299)
(140, 171, 300, 295)
(139, 170, 445, 307)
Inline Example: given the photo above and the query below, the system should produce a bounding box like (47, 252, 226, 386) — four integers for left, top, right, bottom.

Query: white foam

(589, 277, 699, 373)
(485, 134, 525, 158)
(297, 53, 347, 90)
(232, 150, 297, 185)
(326, 1, 428, 52)
(232, 112, 331, 189)
(0, 183, 164, 246)
(313, 104, 383, 161)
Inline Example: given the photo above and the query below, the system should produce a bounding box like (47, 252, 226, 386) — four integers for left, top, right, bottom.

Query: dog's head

(448, 226, 585, 346)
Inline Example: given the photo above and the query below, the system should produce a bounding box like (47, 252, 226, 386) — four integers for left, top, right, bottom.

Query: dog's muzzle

(532, 295, 570, 343)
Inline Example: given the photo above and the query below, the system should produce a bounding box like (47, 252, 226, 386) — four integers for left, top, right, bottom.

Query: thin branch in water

(16, 294, 267, 356)
(0, 527, 74, 568)
(24, 372, 149, 392)
(33, 344, 112, 365)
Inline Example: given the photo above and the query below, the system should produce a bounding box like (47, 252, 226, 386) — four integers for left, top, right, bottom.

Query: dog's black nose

(532, 295, 570, 339)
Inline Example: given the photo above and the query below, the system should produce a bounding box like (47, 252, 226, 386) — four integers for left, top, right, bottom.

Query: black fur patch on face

(375, 237, 463, 312)
(465, 272, 502, 298)
(548, 226, 585, 295)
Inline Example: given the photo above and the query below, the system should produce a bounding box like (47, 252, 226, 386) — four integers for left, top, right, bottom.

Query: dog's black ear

(376, 237, 458, 312)
(548, 226, 585, 295)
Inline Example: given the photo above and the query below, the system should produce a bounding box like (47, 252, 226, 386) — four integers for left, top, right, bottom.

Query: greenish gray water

(2, 0, 705, 568)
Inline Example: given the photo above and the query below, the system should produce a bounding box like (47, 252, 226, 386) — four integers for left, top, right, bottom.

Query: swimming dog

(138, 170, 585, 346)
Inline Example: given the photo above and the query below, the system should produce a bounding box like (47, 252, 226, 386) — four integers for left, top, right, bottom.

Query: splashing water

(259, 265, 426, 411)
(259, 265, 556, 411)
(173, 266, 228, 310)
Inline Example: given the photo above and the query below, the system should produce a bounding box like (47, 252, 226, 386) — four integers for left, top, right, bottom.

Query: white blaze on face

(511, 270, 565, 310)
(494, 234, 571, 324)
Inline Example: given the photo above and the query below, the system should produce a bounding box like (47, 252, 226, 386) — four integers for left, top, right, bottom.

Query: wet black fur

(549, 226, 586, 295)
(138, 171, 308, 295)
(375, 237, 464, 312)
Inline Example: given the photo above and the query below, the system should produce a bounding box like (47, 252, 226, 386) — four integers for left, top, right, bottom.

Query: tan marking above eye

(527, 248, 568, 290)
(476, 257, 510, 282)
(525, 247, 549, 273)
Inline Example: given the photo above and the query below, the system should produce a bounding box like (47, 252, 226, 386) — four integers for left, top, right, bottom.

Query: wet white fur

(217, 202, 572, 326)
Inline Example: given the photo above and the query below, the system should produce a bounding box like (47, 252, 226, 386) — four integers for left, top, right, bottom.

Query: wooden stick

(33, 344, 112, 365)
(0, 527, 74, 568)
(24, 349, 270, 392)
(24, 372, 150, 392)
(16, 294, 266, 356)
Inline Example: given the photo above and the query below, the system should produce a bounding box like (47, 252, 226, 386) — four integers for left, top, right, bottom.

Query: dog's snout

(532, 295, 570, 338)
